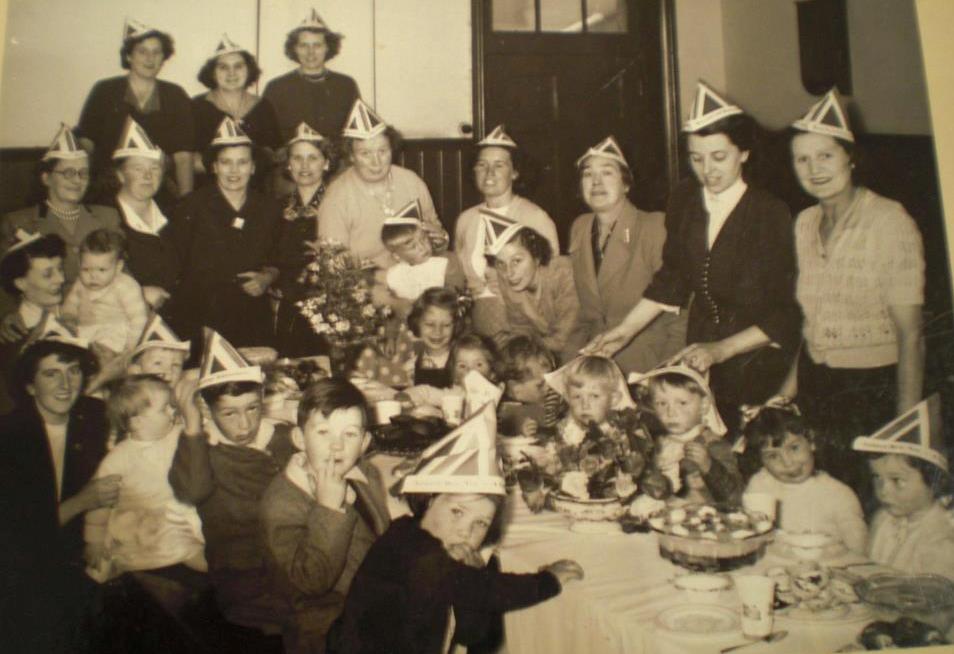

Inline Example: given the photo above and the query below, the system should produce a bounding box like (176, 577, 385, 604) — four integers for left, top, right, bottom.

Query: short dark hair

(488, 226, 552, 267)
(450, 333, 500, 382)
(283, 137, 339, 179)
(646, 373, 707, 398)
(407, 287, 467, 338)
(0, 233, 66, 297)
(197, 50, 262, 90)
(343, 125, 403, 160)
(81, 228, 126, 260)
(498, 335, 556, 383)
(404, 492, 506, 545)
(470, 143, 537, 196)
(296, 377, 368, 428)
(120, 31, 175, 69)
(284, 27, 342, 63)
(381, 222, 421, 249)
(11, 339, 99, 405)
(690, 112, 757, 153)
(202, 143, 258, 179)
(868, 453, 952, 500)
(199, 380, 263, 407)
(577, 156, 634, 194)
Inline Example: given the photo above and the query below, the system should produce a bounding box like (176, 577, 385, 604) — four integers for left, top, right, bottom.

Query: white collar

(206, 416, 276, 451)
(703, 177, 747, 248)
(118, 196, 168, 236)
(285, 450, 369, 500)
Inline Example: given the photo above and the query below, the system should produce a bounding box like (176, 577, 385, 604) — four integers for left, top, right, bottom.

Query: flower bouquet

(296, 239, 393, 372)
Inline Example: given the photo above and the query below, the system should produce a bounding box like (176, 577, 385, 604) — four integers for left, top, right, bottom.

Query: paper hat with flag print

(545, 355, 635, 411)
(343, 99, 387, 139)
(3, 228, 43, 259)
(400, 401, 506, 495)
(628, 365, 727, 436)
(792, 88, 854, 143)
(382, 199, 424, 228)
(122, 17, 162, 42)
(683, 81, 744, 133)
(43, 123, 86, 162)
(197, 327, 264, 390)
(212, 33, 245, 59)
(575, 136, 629, 169)
(477, 124, 517, 149)
(287, 122, 326, 146)
(26, 312, 88, 350)
(853, 394, 948, 472)
(211, 117, 253, 147)
(112, 117, 162, 160)
(479, 208, 524, 257)
(131, 314, 190, 359)
(299, 8, 330, 30)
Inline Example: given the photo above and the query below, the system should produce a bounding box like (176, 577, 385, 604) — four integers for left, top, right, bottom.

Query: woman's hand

(237, 269, 277, 297)
(674, 341, 727, 374)
(446, 543, 486, 569)
(0, 311, 27, 343)
(544, 559, 584, 586)
(582, 323, 637, 357)
(308, 455, 347, 511)
(81, 475, 123, 511)
(142, 285, 171, 310)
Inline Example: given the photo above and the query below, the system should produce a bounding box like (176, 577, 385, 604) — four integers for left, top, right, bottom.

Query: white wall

(0, 0, 473, 147)
(674, 0, 726, 123)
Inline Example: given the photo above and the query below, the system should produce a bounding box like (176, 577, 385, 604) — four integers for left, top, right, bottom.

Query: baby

(546, 355, 635, 443)
(632, 366, 742, 506)
(61, 228, 148, 356)
(85, 375, 206, 581)
(126, 314, 190, 387)
(499, 335, 563, 437)
(742, 400, 866, 554)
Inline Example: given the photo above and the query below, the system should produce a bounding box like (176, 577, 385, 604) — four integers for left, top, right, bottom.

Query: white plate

(655, 604, 740, 637)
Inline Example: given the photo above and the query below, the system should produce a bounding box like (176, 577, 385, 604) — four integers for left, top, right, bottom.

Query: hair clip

(738, 395, 801, 433)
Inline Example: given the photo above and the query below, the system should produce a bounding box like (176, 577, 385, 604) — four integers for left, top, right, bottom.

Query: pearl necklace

(46, 200, 80, 221)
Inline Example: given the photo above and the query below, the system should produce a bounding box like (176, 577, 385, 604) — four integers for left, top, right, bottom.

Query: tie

(591, 218, 603, 274)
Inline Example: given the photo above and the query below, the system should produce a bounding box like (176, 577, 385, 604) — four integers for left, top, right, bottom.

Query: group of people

(0, 6, 946, 654)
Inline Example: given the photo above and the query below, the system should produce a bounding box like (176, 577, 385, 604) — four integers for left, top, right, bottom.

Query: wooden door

(474, 0, 672, 245)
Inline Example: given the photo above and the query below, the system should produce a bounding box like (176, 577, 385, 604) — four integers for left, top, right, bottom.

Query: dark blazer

(113, 198, 181, 296)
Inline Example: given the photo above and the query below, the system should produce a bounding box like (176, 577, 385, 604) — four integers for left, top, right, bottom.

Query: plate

(655, 604, 740, 637)
(855, 573, 954, 614)
(777, 602, 872, 624)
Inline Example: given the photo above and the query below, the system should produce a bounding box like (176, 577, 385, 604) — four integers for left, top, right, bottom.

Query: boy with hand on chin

(261, 378, 390, 654)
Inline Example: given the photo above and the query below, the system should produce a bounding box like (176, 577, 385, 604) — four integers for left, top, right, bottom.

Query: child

(742, 399, 867, 554)
(261, 378, 390, 654)
(84, 375, 206, 580)
(450, 333, 499, 387)
(499, 334, 564, 437)
(545, 355, 635, 445)
(853, 396, 954, 580)
(631, 365, 743, 506)
(328, 402, 582, 654)
(61, 228, 149, 355)
(126, 314, 190, 387)
(169, 328, 295, 644)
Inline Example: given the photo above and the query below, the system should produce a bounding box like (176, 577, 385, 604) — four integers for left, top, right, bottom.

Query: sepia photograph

(1, 1, 953, 653)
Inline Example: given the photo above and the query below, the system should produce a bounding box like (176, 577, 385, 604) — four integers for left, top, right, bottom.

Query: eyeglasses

(52, 169, 91, 181)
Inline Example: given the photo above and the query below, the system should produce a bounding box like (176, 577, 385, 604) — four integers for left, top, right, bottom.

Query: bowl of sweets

(648, 504, 774, 572)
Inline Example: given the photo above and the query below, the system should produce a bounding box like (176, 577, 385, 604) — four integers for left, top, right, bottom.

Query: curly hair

(742, 407, 814, 452)
(0, 233, 66, 297)
(120, 31, 175, 69)
(12, 339, 99, 405)
(342, 125, 403, 162)
(498, 334, 556, 383)
(407, 287, 467, 338)
(197, 50, 262, 90)
(284, 27, 342, 63)
(490, 226, 552, 267)
(80, 228, 127, 261)
(283, 137, 339, 182)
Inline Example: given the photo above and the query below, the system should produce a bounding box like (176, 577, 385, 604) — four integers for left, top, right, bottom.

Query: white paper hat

(211, 117, 253, 147)
(299, 8, 329, 30)
(43, 123, 86, 162)
(287, 122, 326, 146)
(628, 365, 727, 436)
(683, 82, 744, 133)
(479, 208, 524, 257)
(382, 199, 424, 228)
(545, 355, 635, 411)
(792, 88, 855, 143)
(3, 228, 43, 259)
(28, 312, 88, 350)
(213, 33, 245, 58)
(342, 99, 387, 139)
(197, 327, 264, 390)
(112, 117, 162, 161)
(853, 394, 947, 472)
(575, 136, 629, 169)
(477, 125, 517, 149)
(123, 17, 161, 42)
(131, 314, 190, 359)
(401, 401, 506, 495)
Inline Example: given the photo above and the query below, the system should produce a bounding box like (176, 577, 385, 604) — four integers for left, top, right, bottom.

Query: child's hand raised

(308, 456, 348, 511)
(174, 371, 203, 436)
(544, 559, 584, 586)
(684, 442, 712, 474)
(445, 543, 485, 569)
(520, 417, 539, 439)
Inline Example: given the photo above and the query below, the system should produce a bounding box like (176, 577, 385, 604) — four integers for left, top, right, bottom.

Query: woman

(0, 334, 116, 652)
(455, 125, 559, 337)
(76, 18, 194, 200)
(173, 118, 281, 351)
(1, 124, 119, 286)
(192, 35, 280, 189)
(318, 99, 448, 269)
(275, 122, 335, 357)
(585, 82, 801, 426)
(262, 10, 360, 144)
(569, 136, 687, 373)
(111, 118, 180, 314)
(789, 91, 924, 476)
(483, 213, 582, 363)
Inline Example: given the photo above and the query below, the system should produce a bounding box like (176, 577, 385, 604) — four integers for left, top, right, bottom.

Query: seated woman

(76, 18, 194, 201)
(569, 136, 686, 373)
(192, 35, 280, 190)
(329, 404, 582, 654)
(317, 99, 448, 270)
(454, 125, 559, 336)
(482, 213, 583, 363)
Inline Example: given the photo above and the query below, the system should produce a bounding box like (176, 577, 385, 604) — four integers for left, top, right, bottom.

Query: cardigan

(262, 70, 360, 143)
(114, 198, 181, 295)
(329, 515, 562, 654)
(569, 200, 687, 373)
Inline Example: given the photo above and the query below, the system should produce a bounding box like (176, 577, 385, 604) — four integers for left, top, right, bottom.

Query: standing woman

(318, 99, 448, 269)
(275, 123, 335, 357)
(454, 125, 559, 337)
(76, 18, 195, 202)
(192, 35, 281, 189)
(173, 119, 281, 351)
(585, 83, 801, 426)
(789, 91, 924, 462)
(569, 136, 687, 373)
